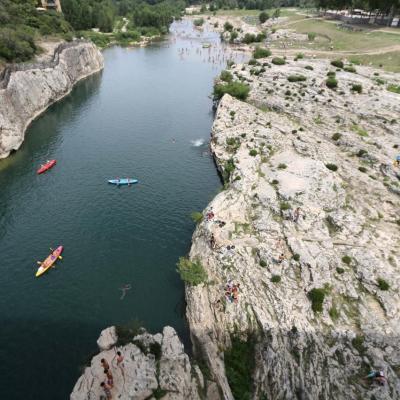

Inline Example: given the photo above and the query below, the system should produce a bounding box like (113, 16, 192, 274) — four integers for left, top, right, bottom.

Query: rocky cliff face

(71, 326, 204, 400)
(0, 40, 104, 158)
(186, 59, 400, 399)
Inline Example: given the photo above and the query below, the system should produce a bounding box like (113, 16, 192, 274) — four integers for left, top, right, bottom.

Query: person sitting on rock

(210, 233, 216, 249)
(104, 368, 114, 388)
(100, 381, 112, 399)
(365, 370, 386, 386)
(101, 358, 109, 370)
(293, 207, 301, 223)
(278, 253, 285, 263)
(394, 155, 400, 167)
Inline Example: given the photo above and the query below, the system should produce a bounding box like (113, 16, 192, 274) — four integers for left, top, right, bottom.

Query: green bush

(308, 288, 326, 313)
(331, 60, 344, 69)
(294, 53, 304, 61)
(352, 335, 365, 353)
(272, 179, 279, 185)
(287, 75, 307, 82)
(327, 71, 336, 77)
(213, 82, 250, 101)
(357, 149, 368, 157)
(278, 163, 287, 169)
(272, 57, 285, 65)
(194, 18, 204, 27)
(223, 158, 235, 182)
(358, 166, 367, 173)
(253, 47, 271, 59)
(280, 202, 291, 210)
(377, 278, 389, 291)
(271, 275, 281, 283)
(230, 31, 238, 43)
(305, 65, 314, 70)
(329, 307, 339, 320)
(249, 149, 258, 157)
(225, 335, 255, 400)
(336, 267, 345, 274)
(326, 162, 338, 170)
(176, 257, 207, 286)
(220, 70, 233, 83)
(0, 27, 37, 62)
(326, 77, 338, 89)
(115, 30, 140, 45)
(242, 33, 256, 44)
(224, 21, 233, 32)
(115, 319, 142, 346)
(190, 211, 203, 224)
(259, 11, 269, 24)
(351, 84, 362, 93)
(293, 254, 300, 261)
(344, 66, 357, 73)
(387, 84, 400, 94)
(308, 32, 316, 40)
(332, 133, 341, 141)
(259, 260, 267, 267)
(341, 255, 352, 265)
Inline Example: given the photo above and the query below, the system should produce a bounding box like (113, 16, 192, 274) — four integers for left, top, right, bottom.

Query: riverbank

(185, 55, 400, 399)
(0, 40, 103, 159)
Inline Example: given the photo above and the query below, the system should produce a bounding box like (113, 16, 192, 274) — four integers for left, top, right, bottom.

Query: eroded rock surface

(71, 326, 202, 400)
(0, 40, 104, 158)
(186, 58, 400, 399)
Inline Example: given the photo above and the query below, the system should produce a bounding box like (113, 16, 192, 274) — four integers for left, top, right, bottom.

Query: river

(0, 20, 247, 399)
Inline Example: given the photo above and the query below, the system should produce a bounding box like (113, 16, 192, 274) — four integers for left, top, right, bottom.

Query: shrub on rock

(351, 84, 362, 93)
(271, 275, 281, 283)
(331, 60, 344, 69)
(287, 75, 307, 82)
(177, 257, 207, 286)
(220, 70, 233, 82)
(253, 46, 271, 59)
(213, 81, 250, 101)
(308, 288, 325, 312)
(326, 77, 338, 89)
(272, 57, 285, 65)
(326, 163, 338, 171)
(377, 278, 389, 291)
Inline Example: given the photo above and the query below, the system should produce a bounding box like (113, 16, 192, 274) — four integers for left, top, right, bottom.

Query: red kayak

(37, 159, 56, 174)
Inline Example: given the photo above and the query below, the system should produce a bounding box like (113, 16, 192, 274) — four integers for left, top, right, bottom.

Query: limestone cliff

(70, 326, 204, 400)
(186, 59, 400, 399)
(0, 40, 104, 158)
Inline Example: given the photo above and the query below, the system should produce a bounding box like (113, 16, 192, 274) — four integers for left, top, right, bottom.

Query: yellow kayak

(35, 246, 64, 277)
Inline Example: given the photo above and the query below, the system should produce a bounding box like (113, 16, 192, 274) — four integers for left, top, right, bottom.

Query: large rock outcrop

(0, 40, 104, 158)
(186, 58, 400, 399)
(71, 326, 203, 400)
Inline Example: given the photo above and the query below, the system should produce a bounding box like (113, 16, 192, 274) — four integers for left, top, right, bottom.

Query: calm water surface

(0, 21, 247, 399)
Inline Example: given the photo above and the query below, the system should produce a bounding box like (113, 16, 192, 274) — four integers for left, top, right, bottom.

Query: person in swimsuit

(101, 358, 109, 370)
(100, 381, 112, 399)
(116, 351, 124, 368)
(104, 368, 114, 388)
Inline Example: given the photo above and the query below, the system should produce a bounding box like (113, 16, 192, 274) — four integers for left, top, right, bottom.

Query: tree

(259, 11, 269, 23)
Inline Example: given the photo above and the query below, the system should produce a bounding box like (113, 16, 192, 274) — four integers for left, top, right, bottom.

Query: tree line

(0, 0, 184, 63)
(315, 0, 399, 15)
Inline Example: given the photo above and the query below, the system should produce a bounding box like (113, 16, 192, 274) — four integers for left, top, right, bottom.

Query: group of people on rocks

(99, 351, 124, 399)
(225, 280, 240, 304)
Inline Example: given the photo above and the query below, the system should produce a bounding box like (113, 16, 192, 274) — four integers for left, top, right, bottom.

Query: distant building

(40, 0, 62, 12)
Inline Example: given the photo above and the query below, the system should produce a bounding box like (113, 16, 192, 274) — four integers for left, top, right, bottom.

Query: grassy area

(278, 19, 400, 52)
(349, 51, 400, 73)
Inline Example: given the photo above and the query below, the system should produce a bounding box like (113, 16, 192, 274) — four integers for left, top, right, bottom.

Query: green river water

(0, 21, 247, 399)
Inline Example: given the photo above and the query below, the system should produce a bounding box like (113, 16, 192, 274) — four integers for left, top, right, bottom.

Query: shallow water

(0, 20, 247, 399)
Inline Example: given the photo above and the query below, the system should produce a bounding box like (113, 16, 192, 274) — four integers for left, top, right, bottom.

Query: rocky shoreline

(185, 56, 400, 399)
(0, 40, 103, 159)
